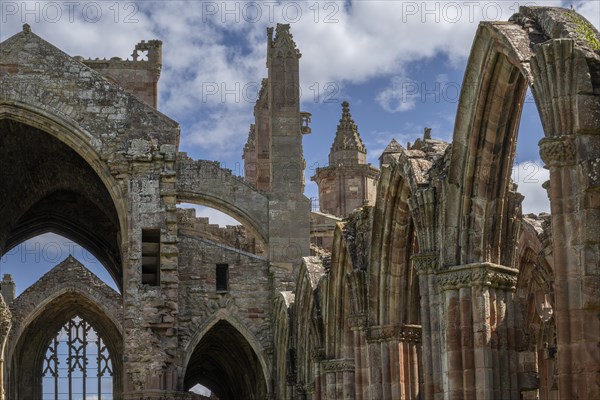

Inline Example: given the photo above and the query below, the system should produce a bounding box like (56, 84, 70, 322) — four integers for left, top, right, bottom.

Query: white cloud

(574, 0, 600, 28)
(1, 0, 594, 160)
(376, 76, 419, 113)
(512, 161, 550, 214)
(182, 109, 254, 159)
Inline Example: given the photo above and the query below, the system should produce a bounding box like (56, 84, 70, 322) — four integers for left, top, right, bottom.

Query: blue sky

(1, 1, 599, 292)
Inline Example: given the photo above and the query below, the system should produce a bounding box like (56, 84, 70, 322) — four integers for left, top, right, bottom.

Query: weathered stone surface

(1, 6, 599, 400)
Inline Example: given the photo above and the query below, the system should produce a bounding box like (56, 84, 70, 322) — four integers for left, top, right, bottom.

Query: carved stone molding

(539, 136, 576, 167)
(348, 312, 368, 330)
(411, 253, 440, 275)
(438, 262, 518, 291)
(0, 295, 12, 340)
(305, 383, 315, 394)
(295, 383, 306, 395)
(367, 324, 422, 343)
(321, 358, 355, 373)
(312, 347, 325, 362)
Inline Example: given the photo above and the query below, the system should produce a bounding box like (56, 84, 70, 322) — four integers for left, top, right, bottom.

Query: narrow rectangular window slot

(216, 264, 229, 292)
(142, 229, 160, 286)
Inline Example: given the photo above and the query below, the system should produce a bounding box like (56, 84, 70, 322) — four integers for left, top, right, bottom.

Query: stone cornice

(321, 358, 355, 373)
(348, 313, 368, 330)
(438, 262, 518, 291)
(367, 324, 422, 343)
(312, 347, 325, 362)
(411, 253, 440, 275)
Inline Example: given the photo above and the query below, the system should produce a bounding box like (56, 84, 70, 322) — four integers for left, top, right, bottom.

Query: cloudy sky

(1, 1, 599, 292)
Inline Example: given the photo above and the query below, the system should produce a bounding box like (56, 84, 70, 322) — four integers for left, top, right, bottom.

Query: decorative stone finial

(329, 101, 367, 165)
(23, 24, 31, 33)
(338, 101, 355, 129)
(270, 23, 300, 57)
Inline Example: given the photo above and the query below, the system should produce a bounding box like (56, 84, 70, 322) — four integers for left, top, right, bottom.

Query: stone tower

(311, 101, 379, 217)
(242, 24, 311, 289)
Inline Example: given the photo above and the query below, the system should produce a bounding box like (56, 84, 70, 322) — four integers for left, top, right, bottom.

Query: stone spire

(268, 23, 301, 58)
(329, 101, 367, 166)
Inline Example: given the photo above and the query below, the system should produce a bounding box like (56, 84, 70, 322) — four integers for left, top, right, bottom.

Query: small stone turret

(312, 102, 379, 217)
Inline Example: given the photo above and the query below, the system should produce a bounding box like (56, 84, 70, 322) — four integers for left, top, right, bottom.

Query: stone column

(320, 359, 355, 400)
(539, 133, 600, 399)
(122, 144, 181, 397)
(413, 253, 444, 399)
(438, 263, 519, 400)
(349, 317, 367, 400)
(312, 356, 322, 400)
(366, 324, 422, 400)
(0, 295, 11, 400)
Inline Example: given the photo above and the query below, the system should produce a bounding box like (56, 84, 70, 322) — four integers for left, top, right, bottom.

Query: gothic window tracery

(42, 316, 113, 400)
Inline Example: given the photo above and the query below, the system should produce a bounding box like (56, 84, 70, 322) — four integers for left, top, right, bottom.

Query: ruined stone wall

(82, 40, 162, 108)
(177, 208, 263, 256)
(1, 7, 598, 400)
(176, 234, 273, 381)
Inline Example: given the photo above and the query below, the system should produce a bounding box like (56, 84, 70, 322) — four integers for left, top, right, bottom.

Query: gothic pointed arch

(367, 151, 427, 399)
(369, 160, 420, 328)
(445, 7, 600, 267)
(292, 256, 326, 397)
(273, 291, 295, 400)
(514, 216, 557, 398)
(176, 156, 270, 246)
(441, 7, 599, 398)
(6, 257, 123, 399)
(0, 116, 124, 287)
(181, 309, 270, 399)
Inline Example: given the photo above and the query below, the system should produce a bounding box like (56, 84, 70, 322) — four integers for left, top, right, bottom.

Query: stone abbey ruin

(0, 5, 599, 400)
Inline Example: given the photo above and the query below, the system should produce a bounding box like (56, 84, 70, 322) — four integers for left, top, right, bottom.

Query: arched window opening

(0, 119, 123, 289)
(0, 232, 119, 297)
(513, 88, 550, 215)
(179, 204, 241, 227)
(42, 316, 113, 400)
(177, 203, 265, 257)
(184, 320, 267, 400)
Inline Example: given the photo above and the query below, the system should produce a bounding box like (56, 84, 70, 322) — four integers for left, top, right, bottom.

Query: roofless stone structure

(0, 6, 598, 400)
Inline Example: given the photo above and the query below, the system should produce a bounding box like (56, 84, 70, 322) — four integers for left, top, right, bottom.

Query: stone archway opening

(0, 232, 119, 296)
(9, 291, 123, 399)
(184, 320, 267, 400)
(177, 203, 266, 257)
(0, 118, 122, 288)
(512, 87, 550, 215)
